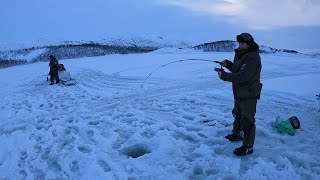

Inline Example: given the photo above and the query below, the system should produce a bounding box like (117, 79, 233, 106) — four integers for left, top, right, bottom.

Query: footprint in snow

(97, 160, 111, 172)
(121, 144, 151, 158)
(78, 146, 92, 153)
(70, 161, 80, 173)
(86, 130, 94, 138)
(88, 121, 100, 125)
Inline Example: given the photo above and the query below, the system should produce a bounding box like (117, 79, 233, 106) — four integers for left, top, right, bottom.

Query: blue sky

(0, 0, 319, 50)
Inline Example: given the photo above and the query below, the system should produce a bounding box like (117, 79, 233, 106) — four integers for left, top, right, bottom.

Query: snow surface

(0, 51, 319, 179)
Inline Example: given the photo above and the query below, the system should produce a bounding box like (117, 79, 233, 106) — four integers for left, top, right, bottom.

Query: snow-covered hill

(0, 50, 319, 179)
(0, 36, 193, 68)
(194, 40, 301, 55)
(2, 37, 317, 69)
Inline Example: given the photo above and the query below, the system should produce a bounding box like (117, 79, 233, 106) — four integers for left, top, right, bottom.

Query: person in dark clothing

(49, 55, 60, 85)
(59, 64, 66, 72)
(215, 33, 262, 156)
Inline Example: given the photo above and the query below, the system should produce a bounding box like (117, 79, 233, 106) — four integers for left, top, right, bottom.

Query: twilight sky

(0, 0, 319, 50)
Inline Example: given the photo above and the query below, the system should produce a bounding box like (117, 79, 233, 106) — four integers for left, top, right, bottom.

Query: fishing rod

(140, 58, 222, 88)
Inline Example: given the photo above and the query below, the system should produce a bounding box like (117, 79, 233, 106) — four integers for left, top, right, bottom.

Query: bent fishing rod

(140, 58, 222, 88)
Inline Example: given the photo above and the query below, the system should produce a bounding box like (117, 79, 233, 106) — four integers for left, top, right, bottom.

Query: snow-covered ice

(0, 51, 319, 179)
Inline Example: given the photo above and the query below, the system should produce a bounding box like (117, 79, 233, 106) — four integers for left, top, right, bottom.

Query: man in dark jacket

(49, 55, 60, 85)
(215, 33, 262, 156)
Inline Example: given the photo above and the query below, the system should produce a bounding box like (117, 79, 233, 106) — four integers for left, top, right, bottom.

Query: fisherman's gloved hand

(220, 60, 229, 67)
(217, 70, 224, 78)
(221, 59, 234, 67)
(214, 67, 224, 79)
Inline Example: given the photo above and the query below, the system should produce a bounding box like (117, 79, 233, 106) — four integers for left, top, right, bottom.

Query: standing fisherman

(215, 33, 262, 156)
(49, 55, 60, 85)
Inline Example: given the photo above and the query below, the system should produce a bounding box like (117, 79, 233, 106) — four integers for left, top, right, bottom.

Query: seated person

(59, 64, 66, 71)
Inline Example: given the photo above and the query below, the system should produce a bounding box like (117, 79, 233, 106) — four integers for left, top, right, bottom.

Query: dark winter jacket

(49, 57, 59, 75)
(221, 43, 262, 100)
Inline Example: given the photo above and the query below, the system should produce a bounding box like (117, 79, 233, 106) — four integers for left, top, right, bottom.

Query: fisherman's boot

(233, 145, 253, 156)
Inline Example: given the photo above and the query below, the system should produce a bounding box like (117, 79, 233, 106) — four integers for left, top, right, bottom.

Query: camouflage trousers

(50, 71, 60, 84)
(232, 98, 257, 148)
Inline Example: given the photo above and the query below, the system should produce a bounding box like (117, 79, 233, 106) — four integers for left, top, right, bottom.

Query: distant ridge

(0, 37, 315, 68)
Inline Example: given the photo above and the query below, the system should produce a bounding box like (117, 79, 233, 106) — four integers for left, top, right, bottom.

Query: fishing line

(140, 58, 221, 88)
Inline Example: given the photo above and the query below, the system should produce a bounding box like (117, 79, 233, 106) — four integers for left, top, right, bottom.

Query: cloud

(156, 0, 320, 29)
